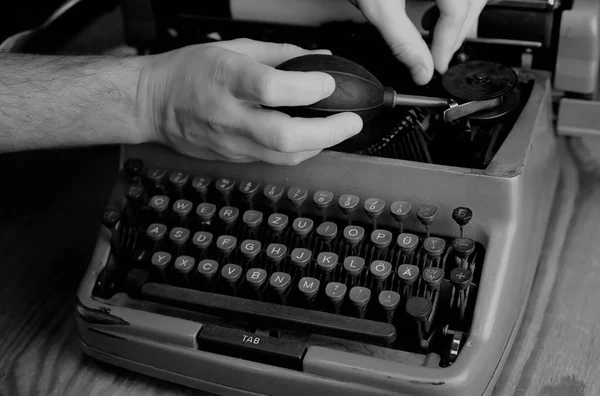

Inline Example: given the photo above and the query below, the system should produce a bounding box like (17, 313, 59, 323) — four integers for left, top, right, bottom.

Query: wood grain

(492, 139, 600, 396)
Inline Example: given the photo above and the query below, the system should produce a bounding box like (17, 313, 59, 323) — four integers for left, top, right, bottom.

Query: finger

(239, 108, 363, 153)
(225, 54, 336, 107)
(213, 38, 332, 66)
(361, 2, 434, 85)
(431, 0, 468, 73)
(454, 1, 488, 52)
(221, 134, 323, 166)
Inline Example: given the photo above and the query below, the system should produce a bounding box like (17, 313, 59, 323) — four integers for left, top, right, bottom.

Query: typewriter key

(240, 239, 261, 261)
(350, 286, 371, 319)
(338, 194, 360, 222)
(123, 158, 143, 183)
(325, 282, 347, 314)
(379, 290, 400, 323)
(239, 180, 259, 206)
(453, 237, 475, 261)
(287, 187, 308, 213)
(264, 184, 284, 210)
(246, 268, 268, 294)
(270, 272, 292, 304)
(147, 168, 167, 190)
(390, 201, 412, 233)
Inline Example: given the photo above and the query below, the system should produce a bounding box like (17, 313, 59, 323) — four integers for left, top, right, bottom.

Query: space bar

(140, 283, 397, 344)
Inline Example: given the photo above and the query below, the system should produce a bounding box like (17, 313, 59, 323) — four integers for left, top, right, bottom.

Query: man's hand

(351, 0, 488, 85)
(138, 38, 363, 166)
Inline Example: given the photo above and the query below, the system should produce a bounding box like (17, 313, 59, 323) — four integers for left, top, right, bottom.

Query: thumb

(211, 38, 332, 66)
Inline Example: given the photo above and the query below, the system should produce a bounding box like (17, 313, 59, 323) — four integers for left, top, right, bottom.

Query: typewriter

(75, 0, 599, 395)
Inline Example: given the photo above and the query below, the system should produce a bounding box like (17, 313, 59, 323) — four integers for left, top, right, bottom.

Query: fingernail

(320, 73, 336, 95)
(312, 49, 333, 55)
(345, 113, 363, 136)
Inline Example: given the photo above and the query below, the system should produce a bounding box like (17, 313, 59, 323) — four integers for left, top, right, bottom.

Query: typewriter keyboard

(95, 159, 485, 366)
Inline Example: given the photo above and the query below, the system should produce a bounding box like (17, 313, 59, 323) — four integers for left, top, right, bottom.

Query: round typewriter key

(287, 187, 308, 209)
(442, 60, 518, 101)
(270, 272, 292, 293)
(390, 201, 412, 222)
(149, 195, 169, 213)
(370, 260, 392, 281)
(246, 268, 267, 289)
(292, 217, 314, 237)
(147, 167, 167, 186)
(147, 223, 167, 242)
(239, 180, 259, 197)
(298, 277, 320, 301)
(268, 213, 289, 232)
(397, 233, 419, 253)
(151, 251, 172, 270)
(172, 199, 193, 220)
(450, 268, 472, 290)
(379, 290, 401, 323)
(349, 286, 371, 318)
(291, 248, 312, 270)
(417, 204, 438, 226)
(379, 290, 401, 311)
(151, 251, 171, 281)
(196, 202, 216, 222)
(123, 158, 143, 180)
(371, 230, 393, 249)
(453, 237, 475, 259)
(169, 227, 190, 246)
(344, 225, 365, 245)
(192, 176, 211, 194)
(422, 267, 444, 289)
(218, 206, 239, 224)
(452, 207, 473, 227)
(221, 264, 243, 284)
(364, 198, 386, 220)
(326, 282, 347, 302)
(242, 210, 263, 229)
(424, 237, 446, 258)
(215, 178, 236, 200)
(192, 231, 213, 250)
(338, 194, 360, 216)
(169, 171, 189, 189)
(174, 255, 195, 275)
(313, 190, 334, 210)
(406, 297, 432, 321)
(264, 184, 284, 204)
(316, 221, 338, 241)
(126, 268, 149, 290)
(317, 252, 338, 273)
(240, 239, 261, 260)
(344, 256, 365, 278)
(266, 243, 287, 265)
(197, 259, 219, 280)
(126, 184, 145, 204)
(397, 264, 419, 286)
(216, 235, 237, 254)
(102, 208, 121, 229)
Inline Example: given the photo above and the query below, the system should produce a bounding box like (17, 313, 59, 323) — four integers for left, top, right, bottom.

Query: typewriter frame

(76, 68, 564, 396)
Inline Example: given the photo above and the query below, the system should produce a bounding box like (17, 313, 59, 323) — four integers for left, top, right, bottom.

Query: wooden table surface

(0, 136, 598, 396)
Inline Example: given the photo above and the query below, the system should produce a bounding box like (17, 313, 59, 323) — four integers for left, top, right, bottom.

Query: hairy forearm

(0, 53, 151, 152)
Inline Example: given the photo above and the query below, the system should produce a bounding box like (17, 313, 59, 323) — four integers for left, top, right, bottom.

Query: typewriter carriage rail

(76, 64, 562, 395)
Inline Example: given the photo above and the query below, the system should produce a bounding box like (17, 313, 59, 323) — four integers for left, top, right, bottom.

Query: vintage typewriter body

(75, 0, 599, 395)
